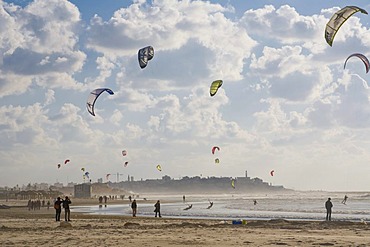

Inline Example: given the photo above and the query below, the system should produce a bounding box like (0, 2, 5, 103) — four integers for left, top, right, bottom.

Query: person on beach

(253, 200, 258, 205)
(47, 200, 50, 210)
(54, 197, 63, 221)
(183, 195, 186, 202)
(325, 198, 333, 221)
(154, 200, 161, 217)
(131, 199, 137, 217)
(342, 195, 348, 205)
(63, 196, 72, 221)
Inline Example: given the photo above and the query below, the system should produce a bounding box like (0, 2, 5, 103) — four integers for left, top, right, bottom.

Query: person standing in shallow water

(325, 198, 333, 221)
(131, 199, 137, 217)
(154, 200, 161, 217)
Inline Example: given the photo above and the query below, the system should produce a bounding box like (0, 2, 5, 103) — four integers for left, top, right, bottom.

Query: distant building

(97, 178, 103, 183)
(74, 183, 92, 198)
(53, 182, 63, 188)
(67, 182, 77, 187)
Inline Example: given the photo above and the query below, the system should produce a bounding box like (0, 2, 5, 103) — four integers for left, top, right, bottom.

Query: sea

(71, 191, 370, 222)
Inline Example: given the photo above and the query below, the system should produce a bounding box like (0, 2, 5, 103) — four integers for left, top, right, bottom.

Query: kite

(210, 80, 223, 97)
(231, 179, 236, 189)
(86, 88, 114, 116)
(81, 168, 85, 172)
(215, 158, 220, 164)
(156, 165, 162, 171)
(64, 159, 70, 165)
(122, 150, 127, 156)
(84, 172, 90, 179)
(211, 146, 220, 155)
(325, 6, 368, 46)
(270, 170, 275, 177)
(344, 53, 370, 73)
(106, 174, 111, 180)
(124, 161, 129, 167)
(138, 46, 154, 69)
(57, 164, 61, 169)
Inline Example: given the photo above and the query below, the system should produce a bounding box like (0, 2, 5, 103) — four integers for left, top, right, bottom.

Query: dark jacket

(131, 201, 137, 209)
(63, 198, 71, 209)
(54, 199, 62, 210)
(154, 202, 160, 212)
(325, 200, 333, 210)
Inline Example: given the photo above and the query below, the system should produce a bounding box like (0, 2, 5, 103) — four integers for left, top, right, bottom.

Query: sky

(1, 0, 370, 191)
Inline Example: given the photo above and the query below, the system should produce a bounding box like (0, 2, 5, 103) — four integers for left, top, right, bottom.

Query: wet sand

(1, 199, 370, 246)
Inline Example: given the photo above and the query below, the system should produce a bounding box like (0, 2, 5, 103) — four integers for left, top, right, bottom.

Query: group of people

(130, 199, 161, 217)
(325, 195, 348, 221)
(27, 199, 51, 210)
(54, 196, 72, 222)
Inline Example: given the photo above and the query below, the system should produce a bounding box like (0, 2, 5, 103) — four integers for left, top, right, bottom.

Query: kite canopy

(138, 46, 154, 69)
(344, 53, 370, 73)
(325, 6, 368, 46)
(124, 161, 129, 167)
(122, 150, 127, 156)
(81, 168, 85, 172)
(57, 164, 61, 169)
(106, 174, 111, 180)
(86, 88, 114, 116)
(215, 158, 220, 164)
(270, 170, 275, 176)
(156, 164, 162, 171)
(84, 172, 90, 178)
(210, 80, 223, 97)
(231, 179, 235, 189)
(211, 146, 220, 155)
(64, 159, 70, 165)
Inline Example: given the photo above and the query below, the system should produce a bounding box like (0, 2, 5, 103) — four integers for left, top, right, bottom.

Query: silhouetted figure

(131, 199, 137, 217)
(63, 196, 72, 221)
(154, 200, 161, 217)
(47, 201, 50, 210)
(54, 197, 63, 222)
(129, 195, 132, 202)
(342, 195, 348, 205)
(183, 195, 186, 202)
(325, 198, 333, 221)
(207, 202, 213, 209)
(184, 204, 192, 210)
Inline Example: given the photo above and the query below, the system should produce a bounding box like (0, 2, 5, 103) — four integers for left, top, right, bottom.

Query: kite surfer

(207, 201, 213, 209)
(342, 195, 348, 205)
(184, 204, 193, 210)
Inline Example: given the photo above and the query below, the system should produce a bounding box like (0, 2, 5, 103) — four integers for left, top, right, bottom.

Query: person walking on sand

(47, 200, 50, 210)
(154, 200, 161, 217)
(131, 199, 137, 217)
(54, 197, 63, 222)
(325, 198, 333, 221)
(63, 196, 72, 221)
(342, 195, 348, 205)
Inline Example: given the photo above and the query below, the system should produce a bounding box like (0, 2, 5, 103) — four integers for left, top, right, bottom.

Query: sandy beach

(0, 199, 370, 246)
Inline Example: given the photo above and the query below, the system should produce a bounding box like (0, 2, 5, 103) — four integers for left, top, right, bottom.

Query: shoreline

(1, 202, 370, 246)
